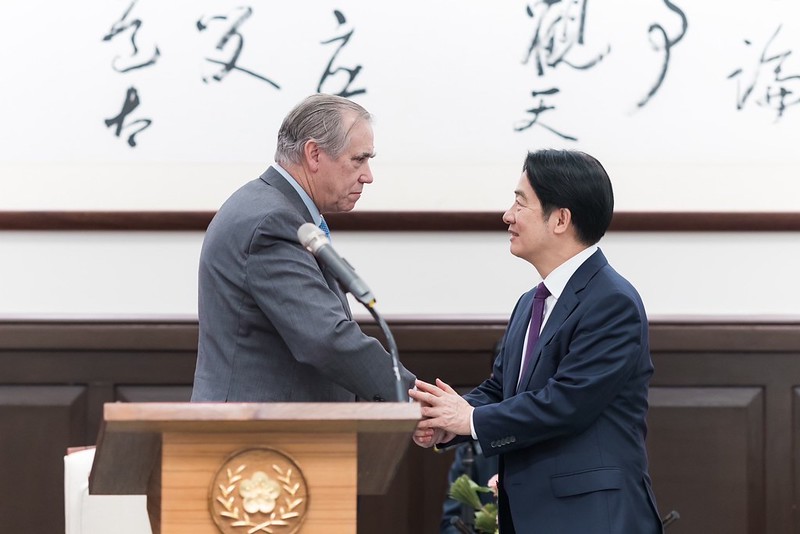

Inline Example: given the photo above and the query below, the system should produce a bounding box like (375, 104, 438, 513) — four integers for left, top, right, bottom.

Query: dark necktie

(319, 215, 331, 240)
(517, 282, 551, 392)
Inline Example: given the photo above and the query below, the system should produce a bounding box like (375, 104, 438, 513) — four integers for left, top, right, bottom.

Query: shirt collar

(542, 245, 598, 299)
(273, 163, 322, 226)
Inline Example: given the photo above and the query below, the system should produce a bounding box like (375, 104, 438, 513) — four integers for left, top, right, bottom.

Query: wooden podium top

(99, 401, 421, 433)
(90, 402, 421, 496)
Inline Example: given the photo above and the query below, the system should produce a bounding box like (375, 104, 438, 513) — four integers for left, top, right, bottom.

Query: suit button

(373, 395, 385, 402)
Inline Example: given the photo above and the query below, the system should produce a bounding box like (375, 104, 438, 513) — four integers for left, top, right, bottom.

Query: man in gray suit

(191, 94, 415, 403)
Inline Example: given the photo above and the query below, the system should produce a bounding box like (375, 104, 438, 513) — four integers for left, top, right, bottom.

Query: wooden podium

(89, 402, 421, 534)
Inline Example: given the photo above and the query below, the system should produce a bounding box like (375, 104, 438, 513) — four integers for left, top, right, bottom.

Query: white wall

(2, 1, 800, 213)
(1, 1, 798, 320)
(1, 230, 797, 319)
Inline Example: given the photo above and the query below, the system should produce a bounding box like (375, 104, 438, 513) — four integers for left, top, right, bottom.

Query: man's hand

(408, 378, 474, 436)
(411, 426, 455, 448)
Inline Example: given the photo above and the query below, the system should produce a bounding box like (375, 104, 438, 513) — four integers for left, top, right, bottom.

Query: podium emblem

(209, 447, 309, 534)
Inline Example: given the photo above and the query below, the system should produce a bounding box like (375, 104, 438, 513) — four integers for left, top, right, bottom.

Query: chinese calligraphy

(317, 10, 366, 98)
(102, 0, 160, 73)
(728, 25, 799, 121)
(104, 87, 152, 147)
(102, 0, 156, 148)
(514, 88, 577, 141)
(516, 0, 609, 141)
(636, 0, 688, 108)
(197, 6, 280, 89)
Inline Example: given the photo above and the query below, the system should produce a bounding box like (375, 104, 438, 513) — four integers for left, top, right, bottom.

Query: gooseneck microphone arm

(297, 223, 407, 402)
(366, 305, 406, 402)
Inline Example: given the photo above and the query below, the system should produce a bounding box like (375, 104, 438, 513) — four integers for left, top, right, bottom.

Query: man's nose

(360, 163, 374, 183)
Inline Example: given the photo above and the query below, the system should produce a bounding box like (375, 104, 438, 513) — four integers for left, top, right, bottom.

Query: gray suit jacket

(191, 166, 414, 402)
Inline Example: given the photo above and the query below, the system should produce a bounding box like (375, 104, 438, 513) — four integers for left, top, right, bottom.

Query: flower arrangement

(448, 473, 499, 534)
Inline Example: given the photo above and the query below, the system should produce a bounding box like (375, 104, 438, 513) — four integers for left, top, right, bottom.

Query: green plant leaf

(474, 503, 498, 534)
(448, 474, 484, 510)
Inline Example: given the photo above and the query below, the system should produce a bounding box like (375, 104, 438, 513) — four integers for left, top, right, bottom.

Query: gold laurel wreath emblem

(209, 448, 309, 534)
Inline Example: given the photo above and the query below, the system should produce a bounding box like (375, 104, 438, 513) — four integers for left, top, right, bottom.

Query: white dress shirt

(470, 245, 598, 440)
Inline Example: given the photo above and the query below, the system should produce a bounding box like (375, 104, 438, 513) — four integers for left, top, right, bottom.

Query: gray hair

(274, 94, 372, 165)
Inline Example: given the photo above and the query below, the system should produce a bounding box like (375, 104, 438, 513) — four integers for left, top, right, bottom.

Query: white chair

(64, 447, 152, 534)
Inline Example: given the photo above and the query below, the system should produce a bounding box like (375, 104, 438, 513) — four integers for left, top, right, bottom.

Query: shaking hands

(409, 378, 474, 448)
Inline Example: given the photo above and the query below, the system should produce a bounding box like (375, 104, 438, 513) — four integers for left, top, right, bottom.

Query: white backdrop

(1, 0, 799, 211)
(0, 0, 798, 318)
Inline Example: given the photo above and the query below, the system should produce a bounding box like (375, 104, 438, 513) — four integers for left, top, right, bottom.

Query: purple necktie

(517, 282, 551, 392)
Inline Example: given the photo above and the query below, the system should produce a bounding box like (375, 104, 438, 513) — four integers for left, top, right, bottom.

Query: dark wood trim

(0, 211, 214, 231)
(1, 211, 800, 232)
(2, 316, 799, 351)
(0, 316, 508, 351)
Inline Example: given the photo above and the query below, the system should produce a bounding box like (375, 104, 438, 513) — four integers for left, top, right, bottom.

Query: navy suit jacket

(466, 249, 662, 533)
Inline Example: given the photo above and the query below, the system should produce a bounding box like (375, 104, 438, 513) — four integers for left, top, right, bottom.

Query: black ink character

(317, 10, 366, 98)
(522, 0, 609, 75)
(102, 0, 160, 73)
(515, 88, 578, 141)
(197, 6, 280, 89)
(517, 0, 607, 141)
(637, 0, 688, 108)
(728, 25, 800, 121)
(104, 87, 152, 147)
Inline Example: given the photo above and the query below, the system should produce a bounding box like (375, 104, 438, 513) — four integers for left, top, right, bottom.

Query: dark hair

(275, 94, 371, 165)
(523, 149, 614, 245)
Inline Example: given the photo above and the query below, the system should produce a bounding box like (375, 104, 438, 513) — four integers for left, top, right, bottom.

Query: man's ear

(553, 208, 572, 235)
(304, 140, 321, 172)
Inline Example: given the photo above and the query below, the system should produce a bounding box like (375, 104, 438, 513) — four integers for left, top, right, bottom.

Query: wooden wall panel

(647, 387, 765, 534)
(0, 386, 87, 533)
(791, 388, 800, 534)
(1, 318, 799, 534)
(116, 386, 193, 403)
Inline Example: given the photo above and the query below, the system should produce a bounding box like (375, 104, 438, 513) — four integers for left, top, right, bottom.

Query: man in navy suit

(410, 149, 663, 533)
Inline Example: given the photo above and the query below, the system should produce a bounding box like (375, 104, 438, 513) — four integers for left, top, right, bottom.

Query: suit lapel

(261, 167, 353, 318)
(516, 249, 609, 391)
(503, 291, 534, 399)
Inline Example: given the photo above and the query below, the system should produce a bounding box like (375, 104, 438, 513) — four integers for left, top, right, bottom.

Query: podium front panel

(160, 432, 357, 534)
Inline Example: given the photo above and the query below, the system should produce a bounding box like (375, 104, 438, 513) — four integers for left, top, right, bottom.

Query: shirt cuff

(470, 408, 478, 440)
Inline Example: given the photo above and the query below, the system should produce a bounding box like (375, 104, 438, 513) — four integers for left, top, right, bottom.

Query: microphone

(297, 222, 407, 401)
(297, 222, 376, 307)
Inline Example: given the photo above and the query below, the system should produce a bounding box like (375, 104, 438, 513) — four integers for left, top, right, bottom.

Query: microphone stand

(661, 510, 680, 529)
(364, 303, 407, 402)
(298, 223, 406, 401)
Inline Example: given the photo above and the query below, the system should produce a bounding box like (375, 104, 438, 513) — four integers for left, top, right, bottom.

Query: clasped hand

(408, 378, 473, 448)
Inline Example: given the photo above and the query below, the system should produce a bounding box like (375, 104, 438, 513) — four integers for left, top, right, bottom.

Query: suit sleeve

(472, 290, 645, 455)
(463, 294, 528, 409)
(245, 207, 414, 400)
